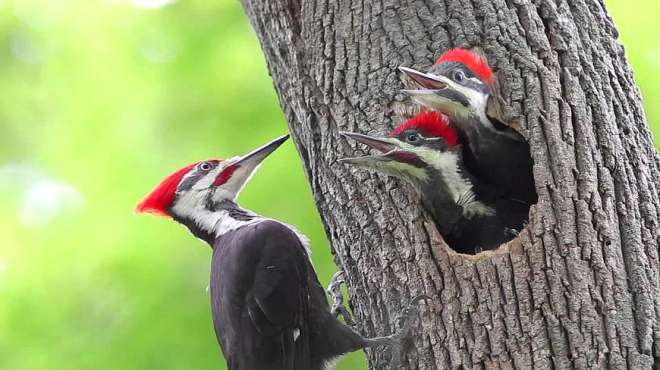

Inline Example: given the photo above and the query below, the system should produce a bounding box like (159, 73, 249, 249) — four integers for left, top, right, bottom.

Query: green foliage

(0, 1, 656, 369)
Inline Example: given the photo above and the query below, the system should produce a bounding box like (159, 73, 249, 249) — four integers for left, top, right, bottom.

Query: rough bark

(241, 0, 660, 369)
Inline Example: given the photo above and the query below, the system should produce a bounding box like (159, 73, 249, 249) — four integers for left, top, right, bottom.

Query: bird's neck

(421, 164, 495, 230)
(172, 200, 260, 247)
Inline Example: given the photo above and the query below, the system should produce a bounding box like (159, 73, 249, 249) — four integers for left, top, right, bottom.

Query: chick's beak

(338, 131, 420, 167)
(398, 66, 449, 90)
(398, 66, 466, 114)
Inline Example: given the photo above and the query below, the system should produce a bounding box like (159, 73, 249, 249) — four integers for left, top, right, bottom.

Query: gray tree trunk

(241, 0, 660, 369)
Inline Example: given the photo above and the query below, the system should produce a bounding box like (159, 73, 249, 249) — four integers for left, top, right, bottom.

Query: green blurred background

(0, 1, 657, 369)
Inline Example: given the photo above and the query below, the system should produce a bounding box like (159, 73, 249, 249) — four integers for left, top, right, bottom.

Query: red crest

(136, 162, 198, 217)
(436, 48, 493, 84)
(390, 111, 458, 147)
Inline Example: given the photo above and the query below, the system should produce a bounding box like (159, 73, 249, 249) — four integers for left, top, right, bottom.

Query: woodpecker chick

(399, 48, 536, 205)
(340, 112, 528, 253)
(137, 135, 426, 370)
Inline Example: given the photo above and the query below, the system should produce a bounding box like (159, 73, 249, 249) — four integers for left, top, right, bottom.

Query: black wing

(209, 220, 311, 370)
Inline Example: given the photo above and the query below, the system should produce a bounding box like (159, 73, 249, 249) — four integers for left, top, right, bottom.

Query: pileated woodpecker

(340, 112, 527, 253)
(399, 48, 537, 205)
(136, 135, 425, 370)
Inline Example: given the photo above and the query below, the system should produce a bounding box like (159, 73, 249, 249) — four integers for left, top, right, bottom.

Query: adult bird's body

(399, 49, 537, 205)
(136, 135, 425, 370)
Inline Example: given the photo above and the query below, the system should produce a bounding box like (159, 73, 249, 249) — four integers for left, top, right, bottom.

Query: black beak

(398, 66, 448, 90)
(339, 132, 399, 153)
(234, 134, 289, 168)
(338, 131, 420, 167)
(398, 67, 468, 113)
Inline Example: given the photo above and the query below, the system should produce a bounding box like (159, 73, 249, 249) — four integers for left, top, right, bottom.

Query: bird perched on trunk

(399, 48, 537, 205)
(136, 135, 426, 370)
(340, 112, 527, 253)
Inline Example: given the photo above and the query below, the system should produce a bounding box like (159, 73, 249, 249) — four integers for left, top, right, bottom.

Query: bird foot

(326, 271, 354, 326)
(363, 295, 430, 369)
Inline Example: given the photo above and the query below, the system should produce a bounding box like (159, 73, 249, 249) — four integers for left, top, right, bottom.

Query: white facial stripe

(171, 156, 256, 231)
(191, 166, 222, 190)
(468, 77, 483, 85)
(449, 80, 486, 113)
(171, 190, 221, 232)
(179, 167, 199, 185)
(413, 146, 494, 218)
(443, 79, 523, 141)
(171, 201, 313, 257)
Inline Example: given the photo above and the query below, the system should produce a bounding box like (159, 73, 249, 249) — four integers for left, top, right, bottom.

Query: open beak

(399, 66, 449, 90)
(398, 66, 466, 115)
(338, 131, 419, 167)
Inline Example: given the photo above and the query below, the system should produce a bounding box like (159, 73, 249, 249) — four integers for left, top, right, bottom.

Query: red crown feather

(390, 111, 458, 147)
(436, 48, 493, 84)
(136, 162, 198, 218)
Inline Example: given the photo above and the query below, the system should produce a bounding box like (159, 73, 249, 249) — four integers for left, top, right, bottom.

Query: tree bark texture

(241, 0, 660, 369)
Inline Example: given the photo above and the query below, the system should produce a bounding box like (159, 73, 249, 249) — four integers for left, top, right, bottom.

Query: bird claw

(326, 271, 354, 326)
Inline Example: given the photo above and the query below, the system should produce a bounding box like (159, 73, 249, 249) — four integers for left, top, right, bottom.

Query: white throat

(417, 148, 494, 218)
(171, 195, 312, 255)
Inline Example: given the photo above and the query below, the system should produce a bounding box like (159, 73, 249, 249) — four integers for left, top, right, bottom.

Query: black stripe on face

(439, 89, 471, 107)
(177, 160, 221, 192)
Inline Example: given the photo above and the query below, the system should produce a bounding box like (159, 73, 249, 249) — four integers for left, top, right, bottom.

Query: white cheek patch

(172, 190, 206, 212)
(172, 191, 224, 233)
(192, 167, 222, 190)
(451, 82, 487, 118)
(468, 77, 483, 85)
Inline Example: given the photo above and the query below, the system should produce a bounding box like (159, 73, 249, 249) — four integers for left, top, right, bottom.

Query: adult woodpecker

(399, 48, 537, 205)
(136, 135, 425, 370)
(340, 112, 528, 253)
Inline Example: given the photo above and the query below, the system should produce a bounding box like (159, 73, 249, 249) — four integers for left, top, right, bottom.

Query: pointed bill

(212, 134, 289, 201)
(398, 66, 449, 90)
(234, 134, 289, 168)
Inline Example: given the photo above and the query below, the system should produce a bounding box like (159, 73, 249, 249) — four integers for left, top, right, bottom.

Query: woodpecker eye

(199, 162, 213, 171)
(406, 133, 421, 143)
(453, 70, 466, 83)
